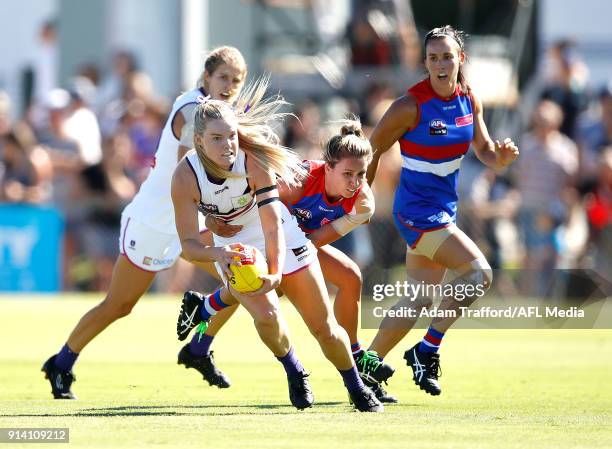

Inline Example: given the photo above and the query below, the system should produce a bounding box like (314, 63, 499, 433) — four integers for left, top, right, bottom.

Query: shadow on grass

(0, 402, 350, 417)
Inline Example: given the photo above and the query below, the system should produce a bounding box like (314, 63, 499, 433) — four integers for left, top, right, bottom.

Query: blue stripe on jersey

(394, 79, 473, 236)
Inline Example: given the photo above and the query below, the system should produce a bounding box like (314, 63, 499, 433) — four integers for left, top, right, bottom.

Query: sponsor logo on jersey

(129, 240, 136, 249)
(215, 186, 230, 195)
(455, 113, 473, 127)
(429, 119, 447, 135)
(231, 193, 252, 209)
(442, 105, 456, 110)
(199, 203, 219, 215)
(292, 246, 308, 257)
(318, 205, 334, 213)
(293, 208, 312, 220)
(142, 256, 172, 267)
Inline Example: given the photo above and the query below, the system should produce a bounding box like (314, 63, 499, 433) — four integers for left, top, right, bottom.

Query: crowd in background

(0, 20, 610, 296)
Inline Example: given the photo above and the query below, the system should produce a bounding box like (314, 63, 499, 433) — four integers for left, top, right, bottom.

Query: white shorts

(119, 214, 208, 272)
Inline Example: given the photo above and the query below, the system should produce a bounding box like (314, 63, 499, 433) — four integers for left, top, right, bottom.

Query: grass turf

(0, 295, 611, 448)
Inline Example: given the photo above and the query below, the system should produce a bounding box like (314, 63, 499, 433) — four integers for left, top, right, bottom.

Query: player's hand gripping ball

(227, 243, 269, 293)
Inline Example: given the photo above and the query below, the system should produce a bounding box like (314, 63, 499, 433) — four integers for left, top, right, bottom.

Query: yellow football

(227, 243, 268, 293)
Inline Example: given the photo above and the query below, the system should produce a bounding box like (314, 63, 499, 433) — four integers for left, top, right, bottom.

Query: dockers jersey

(123, 87, 208, 234)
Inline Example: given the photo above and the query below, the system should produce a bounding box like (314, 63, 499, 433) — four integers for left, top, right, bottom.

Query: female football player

(42, 46, 247, 399)
(172, 81, 383, 412)
(365, 25, 519, 396)
(191, 120, 397, 402)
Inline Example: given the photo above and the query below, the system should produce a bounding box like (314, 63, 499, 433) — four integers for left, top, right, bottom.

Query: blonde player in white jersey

(42, 47, 247, 400)
(172, 79, 383, 412)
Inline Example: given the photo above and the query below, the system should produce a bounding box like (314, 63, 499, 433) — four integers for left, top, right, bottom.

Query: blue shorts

(393, 212, 453, 249)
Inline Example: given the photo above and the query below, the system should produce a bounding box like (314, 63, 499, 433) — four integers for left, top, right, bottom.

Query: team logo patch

(293, 208, 312, 221)
(231, 193, 252, 209)
(455, 113, 473, 127)
(143, 256, 153, 266)
(429, 119, 447, 135)
(320, 217, 332, 227)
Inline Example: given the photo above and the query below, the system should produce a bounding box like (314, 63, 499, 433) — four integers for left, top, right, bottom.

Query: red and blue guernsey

(290, 160, 362, 234)
(393, 78, 474, 247)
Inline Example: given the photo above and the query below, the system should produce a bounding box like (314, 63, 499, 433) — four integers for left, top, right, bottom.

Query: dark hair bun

(340, 121, 363, 138)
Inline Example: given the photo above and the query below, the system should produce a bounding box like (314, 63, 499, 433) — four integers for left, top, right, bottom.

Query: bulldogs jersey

(394, 78, 474, 231)
(290, 160, 362, 233)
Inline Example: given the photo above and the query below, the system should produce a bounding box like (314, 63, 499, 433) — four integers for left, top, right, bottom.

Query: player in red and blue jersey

(366, 26, 519, 396)
(192, 120, 396, 402)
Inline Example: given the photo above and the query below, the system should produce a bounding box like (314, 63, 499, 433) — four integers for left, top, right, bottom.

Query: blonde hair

(197, 46, 247, 90)
(193, 75, 307, 183)
(322, 118, 373, 168)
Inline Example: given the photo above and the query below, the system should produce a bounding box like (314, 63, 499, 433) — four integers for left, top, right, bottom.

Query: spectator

(77, 133, 136, 290)
(0, 91, 12, 137)
(576, 81, 612, 182)
(583, 148, 612, 278)
(27, 20, 59, 130)
(0, 125, 52, 205)
(541, 39, 590, 139)
(515, 99, 579, 294)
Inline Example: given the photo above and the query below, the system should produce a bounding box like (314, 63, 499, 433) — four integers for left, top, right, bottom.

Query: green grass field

(1, 295, 611, 449)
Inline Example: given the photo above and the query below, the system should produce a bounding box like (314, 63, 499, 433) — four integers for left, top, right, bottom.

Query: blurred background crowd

(0, 0, 610, 295)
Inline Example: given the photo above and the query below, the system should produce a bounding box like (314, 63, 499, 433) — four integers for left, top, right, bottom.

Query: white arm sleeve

(178, 103, 197, 148)
(330, 210, 373, 236)
(330, 185, 375, 236)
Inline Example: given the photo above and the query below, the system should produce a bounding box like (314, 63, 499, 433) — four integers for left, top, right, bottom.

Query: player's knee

(252, 307, 280, 330)
(449, 257, 492, 305)
(309, 321, 339, 345)
(468, 257, 492, 292)
(338, 262, 362, 292)
(100, 298, 135, 320)
(413, 295, 434, 309)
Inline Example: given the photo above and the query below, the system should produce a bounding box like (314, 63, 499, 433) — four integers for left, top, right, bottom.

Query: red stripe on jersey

(399, 139, 470, 160)
(407, 78, 464, 104)
(299, 160, 326, 198)
(294, 159, 362, 210)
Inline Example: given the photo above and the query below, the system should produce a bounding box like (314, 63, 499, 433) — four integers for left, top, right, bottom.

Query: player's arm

(173, 103, 197, 162)
(171, 160, 242, 277)
(471, 92, 519, 170)
(367, 95, 417, 186)
(247, 159, 284, 295)
(308, 184, 375, 248)
(277, 176, 305, 206)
